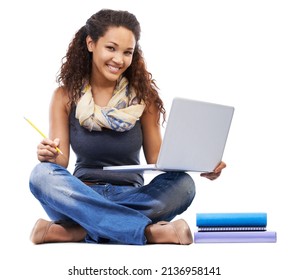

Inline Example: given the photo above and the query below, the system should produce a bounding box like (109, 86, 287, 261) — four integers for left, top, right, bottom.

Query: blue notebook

(196, 212, 267, 228)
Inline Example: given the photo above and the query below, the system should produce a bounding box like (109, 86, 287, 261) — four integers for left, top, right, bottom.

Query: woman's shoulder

(51, 86, 71, 113)
(53, 86, 69, 99)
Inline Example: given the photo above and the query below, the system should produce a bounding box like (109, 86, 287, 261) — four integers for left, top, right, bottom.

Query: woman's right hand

(37, 138, 61, 163)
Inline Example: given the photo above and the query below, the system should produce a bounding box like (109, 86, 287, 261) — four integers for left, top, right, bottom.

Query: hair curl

(56, 9, 166, 122)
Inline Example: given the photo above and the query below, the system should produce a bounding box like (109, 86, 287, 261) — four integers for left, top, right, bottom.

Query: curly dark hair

(56, 9, 166, 122)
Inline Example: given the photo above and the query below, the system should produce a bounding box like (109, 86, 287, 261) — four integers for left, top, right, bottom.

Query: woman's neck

(89, 79, 116, 107)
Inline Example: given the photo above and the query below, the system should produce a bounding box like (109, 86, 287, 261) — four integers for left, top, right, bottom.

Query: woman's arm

(37, 87, 70, 168)
(141, 103, 162, 164)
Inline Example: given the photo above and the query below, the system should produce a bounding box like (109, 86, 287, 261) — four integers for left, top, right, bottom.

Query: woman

(29, 9, 226, 245)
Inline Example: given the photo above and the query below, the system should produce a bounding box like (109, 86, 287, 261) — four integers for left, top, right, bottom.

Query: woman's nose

(112, 52, 124, 65)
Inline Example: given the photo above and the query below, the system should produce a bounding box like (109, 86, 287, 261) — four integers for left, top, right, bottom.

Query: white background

(1, 0, 287, 279)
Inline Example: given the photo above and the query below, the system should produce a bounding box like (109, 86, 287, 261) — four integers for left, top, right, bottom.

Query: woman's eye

(124, 51, 133, 56)
(106, 46, 115, 51)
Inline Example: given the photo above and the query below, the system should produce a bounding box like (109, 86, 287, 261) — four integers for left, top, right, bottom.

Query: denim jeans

(29, 162, 196, 245)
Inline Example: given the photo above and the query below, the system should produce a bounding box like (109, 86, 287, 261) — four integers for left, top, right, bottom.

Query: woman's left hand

(200, 161, 226, 180)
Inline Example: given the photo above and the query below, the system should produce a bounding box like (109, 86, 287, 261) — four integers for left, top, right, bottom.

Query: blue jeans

(29, 162, 196, 245)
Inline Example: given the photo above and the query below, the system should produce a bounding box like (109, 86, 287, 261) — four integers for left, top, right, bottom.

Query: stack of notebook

(194, 212, 277, 243)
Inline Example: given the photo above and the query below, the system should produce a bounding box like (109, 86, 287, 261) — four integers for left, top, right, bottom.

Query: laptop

(103, 97, 234, 172)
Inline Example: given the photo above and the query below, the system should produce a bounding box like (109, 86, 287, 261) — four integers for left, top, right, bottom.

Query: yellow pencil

(24, 117, 63, 155)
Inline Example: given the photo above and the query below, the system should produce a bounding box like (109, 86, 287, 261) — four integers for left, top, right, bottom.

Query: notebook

(103, 97, 234, 172)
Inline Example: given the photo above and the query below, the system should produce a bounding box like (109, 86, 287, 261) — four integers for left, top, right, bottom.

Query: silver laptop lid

(156, 98, 234, 172)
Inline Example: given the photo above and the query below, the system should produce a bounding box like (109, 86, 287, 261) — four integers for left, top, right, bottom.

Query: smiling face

(86, 26, 136, 85)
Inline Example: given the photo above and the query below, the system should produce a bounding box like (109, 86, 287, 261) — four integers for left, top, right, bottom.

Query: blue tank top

(69, 106, 144, 187)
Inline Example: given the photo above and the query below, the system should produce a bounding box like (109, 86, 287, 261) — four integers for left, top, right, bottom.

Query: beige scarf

(75, 77, 145, 132)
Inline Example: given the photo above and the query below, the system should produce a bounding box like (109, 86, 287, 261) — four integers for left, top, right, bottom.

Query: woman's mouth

(107, 64, 121, 74)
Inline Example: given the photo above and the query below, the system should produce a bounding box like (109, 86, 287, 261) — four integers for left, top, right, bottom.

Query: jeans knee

(29, 162, 55, 197)
(154, 171, 196, 204)
(177, 172, 196, 204)
(148, 172, 196, 222)
(29, 163, 43, 195)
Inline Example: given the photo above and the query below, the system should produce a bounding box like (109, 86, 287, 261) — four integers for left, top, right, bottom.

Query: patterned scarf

(75, 76, 145, 132)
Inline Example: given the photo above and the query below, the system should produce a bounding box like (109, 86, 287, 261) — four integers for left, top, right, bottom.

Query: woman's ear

(86, 35, 94, 52)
